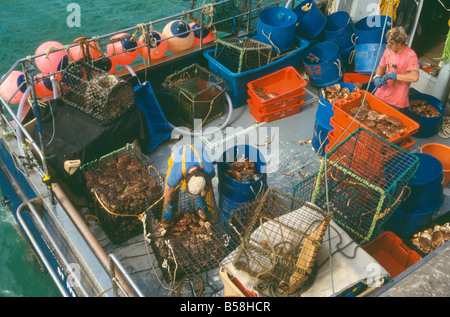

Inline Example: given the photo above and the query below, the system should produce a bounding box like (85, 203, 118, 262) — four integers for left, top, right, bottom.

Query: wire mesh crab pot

(60, 61, 136, 126)
(80, 144, 164, 244)
(213, 38, 273, 73)
(163, 63, 225, 130)
(294, 128, 419, 245)
(147, 188, 241, 282)
(223, 187, 332, 296)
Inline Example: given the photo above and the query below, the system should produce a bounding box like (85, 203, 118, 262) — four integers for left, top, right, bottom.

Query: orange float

(138, 31, 168, 61)
(93, 57, 117, 74)
(35, 41, 69, 74)
(189, 23, 216, 46)
(162, 20, 194, 53)
(0, 70, 26, 104)
(69, 38, 101, 61)
(106, 33, 139, 66)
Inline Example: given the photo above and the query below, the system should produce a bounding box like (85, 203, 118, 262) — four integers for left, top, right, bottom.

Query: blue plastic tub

(204, 36, 309, 108)
(324, 11, 354, 50)
(294, 0, 327, 40)
(406, 93, 446, 138)
(312, 112, 332, 156)
(134, 81, 172, 152)
(354, 43, 386, 74)
(303, 41, 344, 87)
(218, 144, 267, 203)
(340, 45, 354, 66)
(317, 82, 356, 122)
(257, 7, 297, 52)
(354, 15, 391, 44)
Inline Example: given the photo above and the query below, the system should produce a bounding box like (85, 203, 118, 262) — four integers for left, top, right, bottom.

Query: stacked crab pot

(326, 90, 420, 153)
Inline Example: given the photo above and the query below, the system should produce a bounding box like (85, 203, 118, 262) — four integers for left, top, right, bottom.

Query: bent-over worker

(163, 144, 215, 221)
(373, 26, 420, 113)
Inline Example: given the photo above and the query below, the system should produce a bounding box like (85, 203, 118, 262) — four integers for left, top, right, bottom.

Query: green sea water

(0, 0, 185, 297)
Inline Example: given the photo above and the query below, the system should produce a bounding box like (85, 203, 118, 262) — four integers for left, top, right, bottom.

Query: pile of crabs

(224, 157, 260, 183)
(411, 222, 450, 254)
(321, 83, 360, 104)
(409, 99, 441, 118)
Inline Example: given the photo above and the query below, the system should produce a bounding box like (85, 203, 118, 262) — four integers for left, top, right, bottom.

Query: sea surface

(0, 0, 185, 297)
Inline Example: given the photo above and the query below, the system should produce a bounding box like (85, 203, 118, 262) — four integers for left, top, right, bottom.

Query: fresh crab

(411, 222, 450, 254)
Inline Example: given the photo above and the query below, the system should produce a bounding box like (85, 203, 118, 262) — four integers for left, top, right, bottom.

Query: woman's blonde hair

(386, 27, 408, 45)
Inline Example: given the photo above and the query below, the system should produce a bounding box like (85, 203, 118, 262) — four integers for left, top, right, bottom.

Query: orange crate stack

(247, 66, 307, 121)
(328, 91, 419, 150)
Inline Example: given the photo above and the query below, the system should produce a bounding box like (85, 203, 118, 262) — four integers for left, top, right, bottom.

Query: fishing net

(60, 61, 136, 126)
(222, 187, 332, 296)
(147, 188, 241, 283)
(80, 144, 164, 245)
(293, 128, 419, 244)
(213, 38, 272, 73)
(162, 63, 225, 130)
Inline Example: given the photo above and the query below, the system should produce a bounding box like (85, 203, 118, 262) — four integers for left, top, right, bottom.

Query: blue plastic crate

(134, 81, 172, 152)
(204, 36, 310, 108)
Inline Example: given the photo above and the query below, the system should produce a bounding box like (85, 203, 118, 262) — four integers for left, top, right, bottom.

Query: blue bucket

(257, 7, 298, 52)
(354, 43, 386, 74)
(312, 111, 332, 156)
(218, 144, 267, 204)
(324, 11, 354, 50)
(406, 93, 445, 138)
(354, 15, 391, 44)
(294, 0, 327, 40)
(340, 45, 354, 66)
(303, 41, 344, 87)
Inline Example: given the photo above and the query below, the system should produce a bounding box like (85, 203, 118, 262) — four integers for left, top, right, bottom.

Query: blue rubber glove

(373, 75, 385, 88)
(196, 195, 208, 215)
(386, 72, 397, 81)
(163, 203, 174, 221)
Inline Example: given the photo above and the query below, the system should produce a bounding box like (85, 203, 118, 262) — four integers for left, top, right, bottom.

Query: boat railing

(108, 254, 145, 297)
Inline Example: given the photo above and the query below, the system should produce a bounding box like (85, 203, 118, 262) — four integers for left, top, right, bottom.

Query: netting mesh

(293, 128, 419, 244)
(60, 61, 136, 126)
(147, 188, 241, 282)
(163, 63, 225, 129)
(213, 38, 272, 73)
(81, 144, 164, 244)
(222, 187, 332, 295)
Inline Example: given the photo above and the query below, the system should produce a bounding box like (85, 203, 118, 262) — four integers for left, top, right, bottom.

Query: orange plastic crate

(248, 90, 306, 114)
(343, 73, 372, 86)
(362, 231, 422, 279)
(247, 66, 307, 106)
(332, 91, 420, 144)
(248, 98, 302, 123)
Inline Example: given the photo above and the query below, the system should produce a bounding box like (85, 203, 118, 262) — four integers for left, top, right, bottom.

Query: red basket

(343, 73, 372, 86)
(247, 66, 307, 106)
(249, 98, 302, 123)
(248, 89, 306, 114)
(332, 91, 420, 144)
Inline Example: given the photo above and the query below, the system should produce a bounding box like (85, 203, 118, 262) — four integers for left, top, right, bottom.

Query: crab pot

(80, 144, 164, 245)
(162, 63, 225, 129)
(147, 188, 241, 282)
(60, 60, 136, 126)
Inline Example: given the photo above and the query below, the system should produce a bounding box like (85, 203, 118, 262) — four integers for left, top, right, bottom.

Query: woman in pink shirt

(373, 27, 420, 113)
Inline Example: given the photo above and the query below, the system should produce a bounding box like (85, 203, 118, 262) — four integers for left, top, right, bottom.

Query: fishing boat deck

(79, 77, 450, 297)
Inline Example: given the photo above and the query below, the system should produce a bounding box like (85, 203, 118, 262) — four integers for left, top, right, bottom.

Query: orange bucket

(420, 143, 450, 186)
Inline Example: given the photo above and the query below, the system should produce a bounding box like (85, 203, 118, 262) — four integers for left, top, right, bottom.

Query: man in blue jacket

(162, 144, 215, 221)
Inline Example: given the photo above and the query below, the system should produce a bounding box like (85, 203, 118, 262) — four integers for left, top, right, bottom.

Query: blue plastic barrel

(406, 93, 446, 138)
(257, 7, 297, 52)
(354, 43, 386, 74)
(353, 15, 391, 44)
(303, 41, 344, 87)
(294, 0, 327, 40)
(340, 45, 354, 66)
(324, 11, 354, 50)
(218, 144, 267, 205)
(312, 112, 332, 156)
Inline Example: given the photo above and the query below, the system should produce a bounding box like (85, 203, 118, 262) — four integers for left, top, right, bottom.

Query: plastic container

(133, 81, 172, 153)
(248, 98, 303, 123)
(204, 36, 310, 108)
(218, 144, 267, 204)
(303, 41, 344, 87)
(362, 231, 422, 278)
(332, 90, 420, 145)
(247, 66, 307, 106)
(420, 143, 450, 186)
(353, 15, 391, 44)
(406, 93, 446, 138)
(294, 0, 327, 40)
(257, 7, 297, 52)
(312, 111, 332, 156)
(354, 43, 386, 74)
(248, 90, 306, 113)
(343, 73, 371, 86)
(219, 267, 258, 297)
(317, 82, 357, 123)
(324, 11, 354, 50)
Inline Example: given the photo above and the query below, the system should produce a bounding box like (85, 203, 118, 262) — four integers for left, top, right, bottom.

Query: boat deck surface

(82, 81, 450, 297)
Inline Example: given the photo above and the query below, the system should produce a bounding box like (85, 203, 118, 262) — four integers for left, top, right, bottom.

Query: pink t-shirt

(374, 46, 419, 108)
